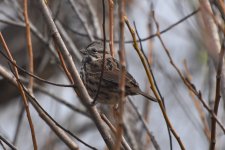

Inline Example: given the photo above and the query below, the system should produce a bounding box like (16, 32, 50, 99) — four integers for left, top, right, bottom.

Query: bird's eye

(92, 49, 97, 53)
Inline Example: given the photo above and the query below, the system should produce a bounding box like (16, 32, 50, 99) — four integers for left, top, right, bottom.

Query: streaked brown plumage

(80, 41, 156, 104)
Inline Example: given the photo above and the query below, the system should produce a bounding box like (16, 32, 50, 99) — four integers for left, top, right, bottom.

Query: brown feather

(89, 57, 140, 94)
(80, 41, 157, 104)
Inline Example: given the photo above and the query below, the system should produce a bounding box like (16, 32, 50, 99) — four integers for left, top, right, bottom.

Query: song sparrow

(80, 41, 157, 104)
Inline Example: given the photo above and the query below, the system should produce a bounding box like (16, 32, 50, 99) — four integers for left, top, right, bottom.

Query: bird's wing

(89, 57, 140, 91)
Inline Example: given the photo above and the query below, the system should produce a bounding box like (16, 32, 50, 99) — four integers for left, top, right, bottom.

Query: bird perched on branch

(80, 41, 157, 105)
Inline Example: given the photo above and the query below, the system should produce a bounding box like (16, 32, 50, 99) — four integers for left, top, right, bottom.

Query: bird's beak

(80, 48, 86, 55)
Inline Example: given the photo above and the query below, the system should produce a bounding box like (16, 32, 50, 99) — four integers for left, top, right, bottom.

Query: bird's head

(80, 41, 110, 59)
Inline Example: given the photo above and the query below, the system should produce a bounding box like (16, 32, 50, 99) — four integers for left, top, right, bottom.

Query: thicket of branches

(0, 0, 225, 150)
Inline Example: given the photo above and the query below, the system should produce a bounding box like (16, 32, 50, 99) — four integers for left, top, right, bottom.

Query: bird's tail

(136, 90, 157, 102)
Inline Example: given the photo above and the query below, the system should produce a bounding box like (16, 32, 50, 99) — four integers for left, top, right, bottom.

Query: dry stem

(23, 0, 34, 92)
(115, 0, 126, 149)
(124, 16, 186, 150)
(0, 33, 37, 150)
(108, 0, 115, 57)
(209, 44, 225, 150)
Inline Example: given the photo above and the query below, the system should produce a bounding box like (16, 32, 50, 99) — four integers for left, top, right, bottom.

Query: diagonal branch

(124, 16, 186, 150)
(0, 33, 38, 150)
(36, 0, 114, 149)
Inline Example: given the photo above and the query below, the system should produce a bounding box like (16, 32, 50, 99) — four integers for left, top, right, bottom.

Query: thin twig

(23, 0, 34, 92)
(209, 42, 225, 150)
(156, 61, 204, 134)
(0, 50, 74, 87)
(183, 60, 210, 141)
(13, 105, 25, 145)
(133, 21, 172, 150)
(62, 8, 200, 44)
(55, 45, 74, 83)
(0, 7, 68, 61)
(0, 33, 38, 150)
(68, 0, 94, 41)
(151, 8, 225, 148)
(0, 65, 79, 149)
(3, 0, 198, 46)
(108, 0, 115, 57)
(83, 0, 102, 37)
(37, 87, 90, 118)
(128, 98, 160, 150)
(143, 5, 154, 147)
(133, 8, 200, 43)
(100, 114, 132, 150)
(16, 81, 95, 150)
(0, 8, 16, 21)
(0, 140, 6, 150)
(0, 134, 17, 150)
(11, 69, 88, 149)
(124, 17, 185, 150)
(0, 19, 25, 27)
(92, 0, 107, 105)
(55, 20, 82, 62)
(149, 8, 225, 135)
(0, 60, 89, 119)
(115, 0, 126, 149)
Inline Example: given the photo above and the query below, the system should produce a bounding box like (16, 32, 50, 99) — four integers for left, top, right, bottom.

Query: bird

(80, 41, 157, 105)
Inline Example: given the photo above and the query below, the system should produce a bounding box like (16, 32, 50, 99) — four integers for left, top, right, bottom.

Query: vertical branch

(209, 43, 225, 150)
(92, 0, 107, 105)
(115, 0, 126, 150)
(108, 0, 115, 57)
(0, 33, 37, 150)
(24, 0, 34, 92)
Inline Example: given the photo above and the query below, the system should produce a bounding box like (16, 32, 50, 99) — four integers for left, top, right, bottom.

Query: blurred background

(0, 0, 224, 149)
